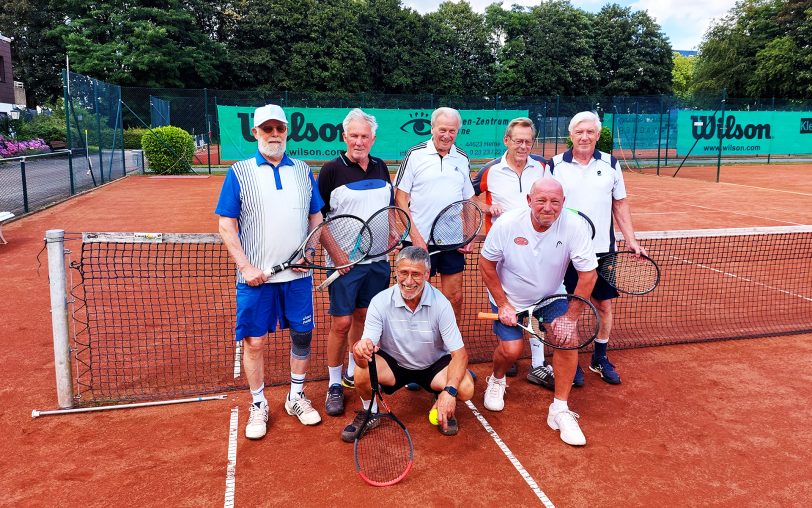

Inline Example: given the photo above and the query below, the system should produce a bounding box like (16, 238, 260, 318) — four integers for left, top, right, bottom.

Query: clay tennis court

(2, 163, 811, 506)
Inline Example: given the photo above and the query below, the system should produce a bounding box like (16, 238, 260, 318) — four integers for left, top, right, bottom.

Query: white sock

(289, 372, 305, 399)
(250, 384, 266, 406)
(550, 398, 569, 413)
(347, 353, 357, 377)
(328, 365, 343, 386)
(361, 398, 378, 413)
(529, 337, 546, 368)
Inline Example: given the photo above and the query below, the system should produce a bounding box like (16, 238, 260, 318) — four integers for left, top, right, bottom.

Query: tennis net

(55, 225, 812, 404)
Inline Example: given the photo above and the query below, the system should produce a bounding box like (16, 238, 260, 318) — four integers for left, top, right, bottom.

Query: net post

(46, 229, 74, 409)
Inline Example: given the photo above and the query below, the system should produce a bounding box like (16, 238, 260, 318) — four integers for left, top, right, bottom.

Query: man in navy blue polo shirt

(317, 108, 394, 417)
(216, 104, 325, 440)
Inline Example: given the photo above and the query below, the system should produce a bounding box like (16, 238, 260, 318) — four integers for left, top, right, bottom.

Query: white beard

(259, 137, 286, 159)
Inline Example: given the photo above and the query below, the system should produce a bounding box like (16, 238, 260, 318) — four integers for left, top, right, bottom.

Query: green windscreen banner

(603, 112, 678, 150)
(216, 106, 529, 162)
(676, 110, 812, 156)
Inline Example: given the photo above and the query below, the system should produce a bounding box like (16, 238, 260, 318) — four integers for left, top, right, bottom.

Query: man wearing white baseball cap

(216, 104, 326, 439)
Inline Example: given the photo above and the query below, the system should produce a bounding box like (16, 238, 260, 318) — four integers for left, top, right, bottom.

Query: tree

(693, 0, 811, 98)
(672, 52, 696, 99)
(0, 0, 66, 105)
(422, 1, 497, 96)
(592, 4, 673, 96)
(58, 0, 227, 89)
(489, 1, 598, 97)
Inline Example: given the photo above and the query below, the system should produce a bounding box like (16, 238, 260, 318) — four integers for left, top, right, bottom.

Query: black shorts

(564, 260, 618, 301)
(376, 349, 452, 395)
(401, 241, 465, 276)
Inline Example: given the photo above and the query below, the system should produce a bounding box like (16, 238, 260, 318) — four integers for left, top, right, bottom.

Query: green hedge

(14, 114, 67, 144)
(141, 126, 195, 174)
(565, 126, 613, 153)
(123, 128, 148, 149)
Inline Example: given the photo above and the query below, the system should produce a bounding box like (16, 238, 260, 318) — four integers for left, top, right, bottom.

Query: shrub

(14, 114, 67, 144)
(123, 128, 148, 149)
(140, 126, 195, 174)
(565, 126, 614, 153)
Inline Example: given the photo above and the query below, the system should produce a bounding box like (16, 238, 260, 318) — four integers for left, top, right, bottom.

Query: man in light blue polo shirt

(216, 104, 325, 440)
(339, 247, 475, 440)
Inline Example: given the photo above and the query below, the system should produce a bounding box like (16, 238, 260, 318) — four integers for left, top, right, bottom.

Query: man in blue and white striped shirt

(216, 104, 325, 440)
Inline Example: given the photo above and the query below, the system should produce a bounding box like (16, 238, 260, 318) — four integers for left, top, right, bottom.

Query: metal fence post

(20, 158, 29, 213)
(94, 78, 104, 184)
(204, 88, 212, 174)
(716, 89, 727, 183)
(63, 70, 75, 195)
(657, 95, 664, 176)
(554, 95, 560, 154)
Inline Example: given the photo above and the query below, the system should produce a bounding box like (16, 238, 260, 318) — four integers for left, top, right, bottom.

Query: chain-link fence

(4, 72, 811, 217)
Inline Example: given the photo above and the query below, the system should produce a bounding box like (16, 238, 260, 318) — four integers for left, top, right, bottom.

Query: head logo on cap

(254, 104, 288, 128)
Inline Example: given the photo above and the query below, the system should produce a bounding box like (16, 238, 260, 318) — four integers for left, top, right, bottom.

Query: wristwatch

(443, 385, 458, 397)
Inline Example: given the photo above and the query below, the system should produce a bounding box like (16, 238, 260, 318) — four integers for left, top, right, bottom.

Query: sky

(402, 0, 738, 51)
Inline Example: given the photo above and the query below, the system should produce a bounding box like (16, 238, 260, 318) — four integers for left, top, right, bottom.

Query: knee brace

(290, 329, 312, 360)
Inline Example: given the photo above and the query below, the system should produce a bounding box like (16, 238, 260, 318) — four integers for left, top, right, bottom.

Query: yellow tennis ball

(428, 407, 439, 426)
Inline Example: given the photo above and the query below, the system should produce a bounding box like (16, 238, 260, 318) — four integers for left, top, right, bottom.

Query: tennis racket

(427, 199, 483, 255)
(596, 251, 660, 295)
(263, 214, 372, 276)
(563, 208, 659, 295)
(354, 350, 414, 486)
(316, 206, 411, 291)
(478, 294, 600, 350)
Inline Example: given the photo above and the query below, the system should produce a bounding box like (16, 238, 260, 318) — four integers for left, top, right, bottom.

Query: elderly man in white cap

(216, 104, 326, 439)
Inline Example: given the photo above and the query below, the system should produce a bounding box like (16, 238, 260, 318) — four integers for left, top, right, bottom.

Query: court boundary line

(465, 400, 555, 507)
(224, 406, 238, 508)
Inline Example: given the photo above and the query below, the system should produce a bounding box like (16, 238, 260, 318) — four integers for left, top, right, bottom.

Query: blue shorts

(564, 260, 618, 301)
(328, 261, 390, 316)
(491, 298, 569, 341)
(491, 302, 525, 341)
(235, 276, 314, 341)
(402, 241, 465, 276)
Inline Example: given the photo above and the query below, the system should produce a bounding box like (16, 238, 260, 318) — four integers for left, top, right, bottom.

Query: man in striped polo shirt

(216, 104, 325, 440)
(394, 107, 475, 321)
(548, 111, 647, 385)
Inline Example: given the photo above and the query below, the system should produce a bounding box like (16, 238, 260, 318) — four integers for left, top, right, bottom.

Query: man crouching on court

(480, 179, 597, 446)
(340, 247, 475, 440)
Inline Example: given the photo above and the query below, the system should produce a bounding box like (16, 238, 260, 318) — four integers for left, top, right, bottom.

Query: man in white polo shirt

(340, 246, 475, 440)
(549, 111, 647, 385)
(479, 178, 597, 446)
(216, 104, 325, 440)
(394, 107, 475, 321)
(472, 116, 581, 389)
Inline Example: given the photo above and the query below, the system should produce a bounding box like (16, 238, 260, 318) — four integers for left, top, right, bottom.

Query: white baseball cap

(253, 104, 287, 128)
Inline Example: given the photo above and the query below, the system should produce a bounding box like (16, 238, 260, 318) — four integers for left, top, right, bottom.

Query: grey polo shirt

(363, 282, 464, 370)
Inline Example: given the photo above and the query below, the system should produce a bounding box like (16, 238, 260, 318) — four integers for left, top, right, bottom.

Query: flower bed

(0, 136, 52, 158)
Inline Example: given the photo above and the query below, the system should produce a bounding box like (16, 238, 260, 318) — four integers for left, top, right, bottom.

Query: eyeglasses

(258, 124, 287, 134)
(508, 137, 534, 147)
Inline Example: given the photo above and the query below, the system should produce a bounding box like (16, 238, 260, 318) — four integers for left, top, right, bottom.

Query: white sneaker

(285, 393, 322, 425)
(484, 375, 507, 412)
(547, 408, 586, 446)
(245, 402, 269, 440)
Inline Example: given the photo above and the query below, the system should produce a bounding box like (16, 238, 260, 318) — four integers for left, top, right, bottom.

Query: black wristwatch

(443, 385, 458, 397)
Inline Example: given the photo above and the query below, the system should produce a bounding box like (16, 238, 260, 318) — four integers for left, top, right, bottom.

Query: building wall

(0, 36, 15, 106)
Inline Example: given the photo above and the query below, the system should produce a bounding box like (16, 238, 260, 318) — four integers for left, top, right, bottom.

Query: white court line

(669, 255, 812, 302)
(233, 343, 241, 379)
(465, 400, 555, 508)
(224, 407, 238, 508)
(717, 181, 812, 198)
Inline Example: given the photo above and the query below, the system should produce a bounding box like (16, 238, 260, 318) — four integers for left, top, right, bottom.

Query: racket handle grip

(316, 270, 340, 292)
(477, 312, 498, 320)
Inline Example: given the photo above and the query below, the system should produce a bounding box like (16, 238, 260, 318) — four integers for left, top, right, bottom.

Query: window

(0, 56, 5, 82)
